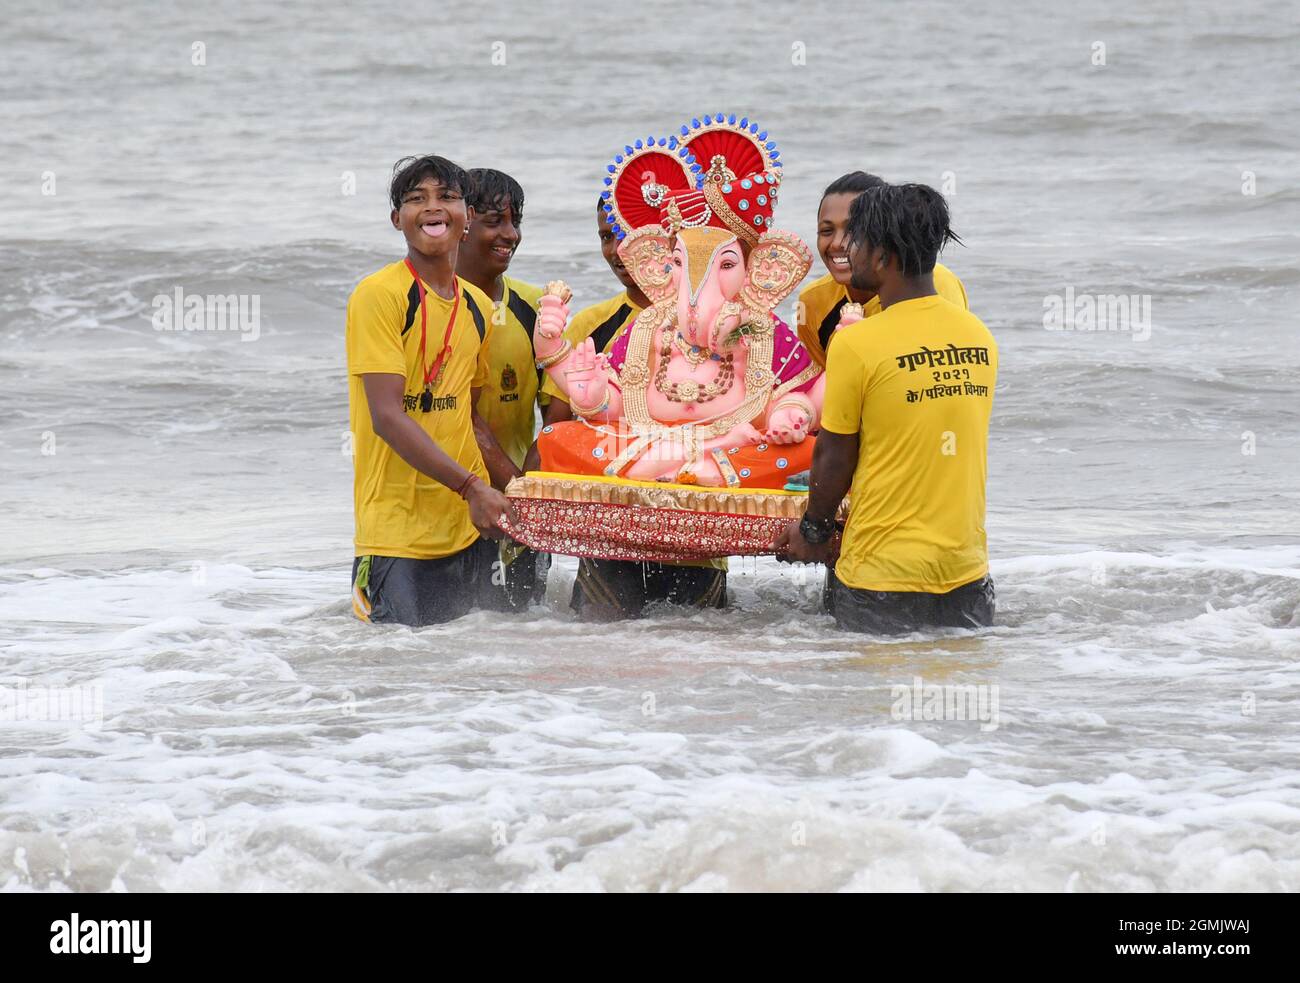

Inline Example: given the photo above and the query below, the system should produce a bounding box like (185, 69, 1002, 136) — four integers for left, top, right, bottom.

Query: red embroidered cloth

(506, 498, 793, 562)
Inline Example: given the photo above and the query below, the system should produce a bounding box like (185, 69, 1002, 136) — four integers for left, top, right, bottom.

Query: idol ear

(739, 229, 813, 314)
(616, 225, 676, 304)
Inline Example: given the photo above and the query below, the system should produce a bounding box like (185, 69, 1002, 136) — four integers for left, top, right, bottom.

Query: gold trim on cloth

(709, 448, 741, 488)
(507, 472, 840, 520)
(770, 362, 821, 403)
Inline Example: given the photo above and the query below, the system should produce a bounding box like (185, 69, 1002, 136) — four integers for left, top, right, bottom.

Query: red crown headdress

(602, 115, 784, 247)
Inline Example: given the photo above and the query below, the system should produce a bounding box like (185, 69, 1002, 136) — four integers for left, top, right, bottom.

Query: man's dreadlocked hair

(465, 168, 525, 225)
(846, 183, 963, 276)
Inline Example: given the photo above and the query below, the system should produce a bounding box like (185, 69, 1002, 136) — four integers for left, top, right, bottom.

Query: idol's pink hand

(720, 420, 764, 447)
(836, 302, 866, 333)
(565, 338, 608, 412)
(534, 294, 570, 356)
(710, 304, 743, 352)
(764, 405, 810, 445)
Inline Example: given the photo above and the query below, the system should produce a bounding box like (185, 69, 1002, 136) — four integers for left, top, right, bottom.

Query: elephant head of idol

(602, 116, 812, 350)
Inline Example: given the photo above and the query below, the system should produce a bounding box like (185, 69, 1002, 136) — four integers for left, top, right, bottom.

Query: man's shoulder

(933, 262, 968, 308)
(458, 279, 494, 340)
(504, 277, 543, 307)
(933, 293, 986, 327)
(953, 304, 995, 347)
(827, 319, 874, 361)
(459, 278, 494, 310)
(350, 261, 408, 302)
(922, 295, 995, 349)
(571, 291, 631, 329)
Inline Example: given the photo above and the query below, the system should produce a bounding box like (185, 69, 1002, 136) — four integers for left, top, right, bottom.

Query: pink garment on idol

(608, 315, 817, 393)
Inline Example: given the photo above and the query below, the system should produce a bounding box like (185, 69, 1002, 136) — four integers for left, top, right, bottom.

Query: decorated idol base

(505, 472, 816, 563)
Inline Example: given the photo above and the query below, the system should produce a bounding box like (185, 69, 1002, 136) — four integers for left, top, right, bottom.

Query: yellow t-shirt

(539, 291, 643, 402)
(821, 294, 997, 593)
(346, 260, 494, 560)
(797, 263, 968, 368)
(475, 276, 543, 468)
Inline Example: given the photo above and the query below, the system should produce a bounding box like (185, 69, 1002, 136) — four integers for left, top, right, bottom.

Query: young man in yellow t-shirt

(797, 171, 970, 369)
(346, 155, 516, 627)
(777, 184, 997, 634)
(456, 168, 549, 609)
(524, 200, 725, 619)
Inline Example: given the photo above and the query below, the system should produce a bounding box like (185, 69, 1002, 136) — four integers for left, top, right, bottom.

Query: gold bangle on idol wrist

(571, 392, 610, 417)
(775, 394, 814, 417)
(535, 340, 572, 370)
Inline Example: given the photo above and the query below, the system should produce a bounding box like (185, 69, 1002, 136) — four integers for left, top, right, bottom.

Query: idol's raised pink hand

(709, 301, 744, 352)
(836, 301, 866, 333)
(534, 293, 570, 358)
(564, 339, 609, 414)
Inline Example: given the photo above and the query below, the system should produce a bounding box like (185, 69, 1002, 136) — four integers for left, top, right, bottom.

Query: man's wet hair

(466, 168, 525, 224)
(847, 183, 963, 276)
(389, 155, 467, 212)
(822, 170, 887, 200)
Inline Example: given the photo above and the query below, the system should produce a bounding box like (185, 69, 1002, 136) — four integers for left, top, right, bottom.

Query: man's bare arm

(470, 389, 522, 490)
(542, 396, 573, 425)
(360, 373, 516, 536)
(805, 429, 859, 521)
(773, 429, 858, 562)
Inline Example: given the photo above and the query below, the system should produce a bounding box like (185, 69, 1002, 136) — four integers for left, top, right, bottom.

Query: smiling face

(817, 191, 858, 286)
(464, 198, 521, 277)
(391, 177, 468, 259)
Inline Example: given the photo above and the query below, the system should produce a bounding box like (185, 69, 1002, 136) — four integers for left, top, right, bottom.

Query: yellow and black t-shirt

(475, 276, 544, 468)
(797, 263, 968, 368)
(821, 295, 997, 593)
(539, 291, 643, 402)
(346, 260, 494, 560)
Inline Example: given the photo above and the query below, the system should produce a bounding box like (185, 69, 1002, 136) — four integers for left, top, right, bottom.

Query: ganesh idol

(531, 116, 824, 489)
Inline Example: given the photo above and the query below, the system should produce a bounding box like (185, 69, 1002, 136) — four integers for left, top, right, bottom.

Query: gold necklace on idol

(654, 325, 734, 404)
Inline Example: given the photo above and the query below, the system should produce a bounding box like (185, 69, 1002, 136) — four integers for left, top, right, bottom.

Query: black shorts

(484, 543, 552, 613)
(570, 558, 727, 620)
(351, 538, 500, 627)
(826, 570, 995, 635)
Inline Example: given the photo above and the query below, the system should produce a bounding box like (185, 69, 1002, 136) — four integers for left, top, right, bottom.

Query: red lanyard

(404, 258, 460, 393)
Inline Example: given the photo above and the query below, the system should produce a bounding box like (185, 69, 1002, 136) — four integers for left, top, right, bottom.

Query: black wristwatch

(799, 512, 836, 545)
